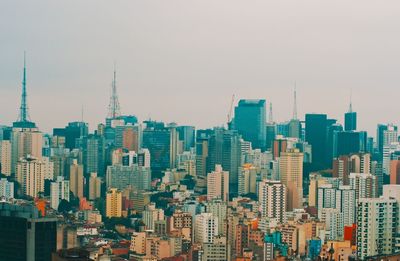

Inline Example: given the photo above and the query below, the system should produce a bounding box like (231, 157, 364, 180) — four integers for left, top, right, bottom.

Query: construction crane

(227, 94, 235, 129)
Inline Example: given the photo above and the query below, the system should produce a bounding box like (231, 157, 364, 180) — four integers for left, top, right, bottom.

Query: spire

(293, 82, 298, 120)
(18, 52, 31, 122)
(268, 102, 274, 123)
(348, 89, 353, 113)
(107, 63, 121, 119)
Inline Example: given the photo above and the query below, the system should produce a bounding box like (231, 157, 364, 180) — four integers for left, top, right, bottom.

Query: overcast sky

(1, 1, 399, 136)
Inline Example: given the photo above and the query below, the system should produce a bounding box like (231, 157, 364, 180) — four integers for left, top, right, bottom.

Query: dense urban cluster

(1, 59, 400, 261)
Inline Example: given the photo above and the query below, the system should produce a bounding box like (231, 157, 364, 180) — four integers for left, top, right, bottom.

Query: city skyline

(1, 1, 400, 133)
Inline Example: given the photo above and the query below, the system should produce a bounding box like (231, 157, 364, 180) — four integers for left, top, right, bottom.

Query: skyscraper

(69, 160, 84, 199)
(344, 101, 357, 131)
(106, 164, 151, 191)
(195, 213, 218, 244)
(106, 188, 122, 218)
(50, 176, 70, 210)
(207, 165, 229, 202)
(0, 202, 57, 261)
(258, 180, 286, 223)
(279, 148, 303, 210)
(82, 133, 105, 176)
(233, 99, 266, 150)
(305, 114, 328, 170)
(357, 197, 397, 259)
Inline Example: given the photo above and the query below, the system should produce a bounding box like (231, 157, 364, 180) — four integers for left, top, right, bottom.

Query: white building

(0, 140, 12, 176)
(357, 197, 397, 259)
(195, 212, 218, 244)
(207, 165, 229, 202)
(142, 203, 164, 231)
(349, 173, 377, 200)
(258, 179, 286, 223)
(0, 178, 14, 199)
(50, 176, 70, 210)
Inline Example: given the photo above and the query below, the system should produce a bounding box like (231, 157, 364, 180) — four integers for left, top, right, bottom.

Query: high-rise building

(11, 128, 43, 175)
(195, 213, 218, 244)
(279, 148, 303, 210)
(16, 157, 54, 198)
(142, 122, 178, 177)
(207, 164, 229, 202)
(233, 99, 266, 150)
(207, 128, 242, 194)
(50, 176, 70, 210)
(0, 178, 14, 199)
(265, 123, 276, 151)
(69, 160, 84, 199)
(238, 164, 257, 196)
(334, 131, 361, 157)
(177, 126, 195, 151)
(344, 98, 357, 132)
(349, 173, 377, 200)
(82, 134, 105, 177)
(195, 131, 210, 178)
(202, 236, 228, 261)
(305, 114, 328, 170)
(205, 200, 227, 236)
(0, 140, 11, 176)
(357, 197, 397, 259)
(115, 124, 140, 151)
(88, 172, 102, 200)
(106, 164, 151, 191)
(57, 122, 89, 150)
(390, 160, 400, 184)
(106, 188, 122, 218)
(142, 203, 164, 231)
(0, 202, 57, 261)
(258, 180, 286, 223)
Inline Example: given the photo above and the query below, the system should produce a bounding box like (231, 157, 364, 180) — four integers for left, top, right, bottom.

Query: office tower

(326, 123, 343, 165)
(383, 142, 400, 175)
(88, 173, 102, 200)
(0, 140, 11, 175)
(238, 164, 257, 195)
(106, 164, 151, 191)
(305, 114, 328, 170)
(205, 200, 227, 235)
(207, 164, 229, 202)
(334, 131, 360, 157)
(106, 188, 122, 218)
(195, 213, 218, 244)
(207, 128, 242, 193)
(62, 122, 89, 150)
(177, 126, 195, 151)
(142, 122, 178, 177)
(390, 160, 400, 184)
(349, 173, 377, 199)
(357, 197, 397, 259)
(265, 123, 276, 151)
(276, 122, 290, 137)
(336, 185, 356, 226)
(289, 87, 301, 139)
(0, 178, 14, 199)
(377, 124, 398, 159)
(11, 128, 43, 175)
(122, 149, 151, 168)
(82, 133, 105, 176)
(195, 131, 210, 178)
(258, 180, 286, 223)
(69, 160, 84, 199)
(142, 203, 164, 231)
(202, 236, 228, 261)
(16, 157, 53, 197)
(50, 176, 70, 210)
(0, 202, 57, 261)
(344, 98, 357, 131)
(272, 136, 288, 160)
(279, 148, 303, 210)
(12, 53, 36, 129)
(233, 99, 266, 150)
(115, 125, 140, 151)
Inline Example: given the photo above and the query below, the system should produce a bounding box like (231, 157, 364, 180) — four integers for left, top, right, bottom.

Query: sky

(1, 0, 400, 136)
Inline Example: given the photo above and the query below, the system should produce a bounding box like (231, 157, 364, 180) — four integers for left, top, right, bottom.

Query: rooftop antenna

(269, 102, 274, 123)
(18, 51, 31, 122)
(107, 62, 121, 119)
(349, 89, 353, 113)
(293, 82, 298, 120)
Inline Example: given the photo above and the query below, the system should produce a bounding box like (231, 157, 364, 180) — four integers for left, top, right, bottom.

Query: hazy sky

(1, 1, 400, 135)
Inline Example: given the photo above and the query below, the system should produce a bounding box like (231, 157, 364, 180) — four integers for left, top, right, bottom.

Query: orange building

(390, 160, 400, 184)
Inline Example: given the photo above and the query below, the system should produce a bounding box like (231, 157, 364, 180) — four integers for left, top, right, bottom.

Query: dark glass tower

(344, 112, 357, 131)
(334, 131, 361, 157)
(233, 99, 266, 150)
(305, 114, 328, 170)
(0, 203, 57, 261)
